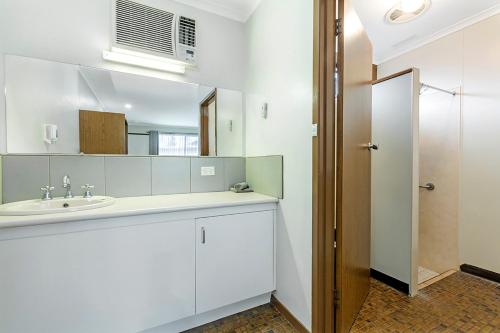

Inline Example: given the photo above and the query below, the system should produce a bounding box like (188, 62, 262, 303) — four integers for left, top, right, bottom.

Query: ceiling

(173, 0, 261, 22)
(80, 68, 213, 128)
(353, 0, 500, 63)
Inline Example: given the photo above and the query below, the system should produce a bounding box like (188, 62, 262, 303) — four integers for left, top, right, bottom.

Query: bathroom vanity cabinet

(196, 211, 275, 314)
(0, 192, 277, 333)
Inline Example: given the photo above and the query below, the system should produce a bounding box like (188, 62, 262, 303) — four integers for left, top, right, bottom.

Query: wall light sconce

(102, 47, 186, 74)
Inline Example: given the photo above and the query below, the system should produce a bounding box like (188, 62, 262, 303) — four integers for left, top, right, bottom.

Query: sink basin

(0, 196, 115, 216)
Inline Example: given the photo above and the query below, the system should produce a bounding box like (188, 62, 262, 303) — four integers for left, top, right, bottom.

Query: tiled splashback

(1, 155, 246, 203)
(246, 156, 284, 198)
(0, 157, 3, 204)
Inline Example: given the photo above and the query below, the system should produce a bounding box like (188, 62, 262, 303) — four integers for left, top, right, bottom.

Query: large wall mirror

(4, 55, 244, 157)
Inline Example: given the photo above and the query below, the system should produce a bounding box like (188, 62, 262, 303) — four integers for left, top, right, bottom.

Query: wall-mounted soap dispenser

(43, 124, 58, 144)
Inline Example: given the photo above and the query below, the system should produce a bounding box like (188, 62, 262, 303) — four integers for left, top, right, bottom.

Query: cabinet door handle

(201, 227, 206, 244)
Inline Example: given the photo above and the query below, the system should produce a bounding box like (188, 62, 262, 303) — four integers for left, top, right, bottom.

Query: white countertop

(0, 192, 279, 229)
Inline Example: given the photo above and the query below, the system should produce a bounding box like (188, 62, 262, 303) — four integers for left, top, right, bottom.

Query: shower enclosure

(371, 68, 461, 295)
(418, 85, 460, 287)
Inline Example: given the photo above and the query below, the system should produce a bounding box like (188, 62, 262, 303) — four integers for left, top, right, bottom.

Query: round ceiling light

(385, 0, 431, 24)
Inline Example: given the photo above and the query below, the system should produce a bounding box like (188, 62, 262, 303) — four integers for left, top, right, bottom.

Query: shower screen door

(371, 69, 420, 296)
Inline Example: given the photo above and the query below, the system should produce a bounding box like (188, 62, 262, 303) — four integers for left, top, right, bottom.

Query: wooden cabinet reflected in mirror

(79, 110, 128, 154)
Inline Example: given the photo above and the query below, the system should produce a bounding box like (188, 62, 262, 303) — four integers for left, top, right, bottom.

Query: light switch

(201, 166, 216, 176)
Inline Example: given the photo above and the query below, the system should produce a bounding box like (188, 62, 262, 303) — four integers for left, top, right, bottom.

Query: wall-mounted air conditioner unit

(111, 0, 197, 66)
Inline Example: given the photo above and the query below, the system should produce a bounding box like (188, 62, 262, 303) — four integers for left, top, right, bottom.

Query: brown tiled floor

(184, 303, 298, 333)
(351, 272, 500, 333)
(185, 272, 499, 333)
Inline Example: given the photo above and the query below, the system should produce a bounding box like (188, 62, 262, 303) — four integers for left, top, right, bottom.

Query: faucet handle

(41, 185, 55, 200)
(81, 184, 95, 198)
(41, 185, 55, 192)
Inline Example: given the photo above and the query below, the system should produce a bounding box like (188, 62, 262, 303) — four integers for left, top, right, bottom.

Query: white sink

(0, 196, 115, 216)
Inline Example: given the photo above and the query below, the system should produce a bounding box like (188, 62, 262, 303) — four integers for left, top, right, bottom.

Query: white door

(196, 211, 275, 314)
(0, 219, 196, 333)
(371, 69, 420, 295)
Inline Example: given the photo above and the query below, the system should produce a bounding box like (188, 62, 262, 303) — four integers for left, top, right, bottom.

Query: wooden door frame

(199, 89, 217, 156)
(312, 0, 337, 331)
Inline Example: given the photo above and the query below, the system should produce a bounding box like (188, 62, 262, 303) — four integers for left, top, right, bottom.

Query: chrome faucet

(63, 175, 74, 198)
(81, 184, 95, 199)
(41, 185, 55, 201)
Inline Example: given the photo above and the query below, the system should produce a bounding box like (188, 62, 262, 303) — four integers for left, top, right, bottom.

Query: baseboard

(418, 269, 457, 290)
(142, 293, 272, 333)
(270, 295, 309, 333)
(370, 269, 410, 294)
(460, 264, 500, 283)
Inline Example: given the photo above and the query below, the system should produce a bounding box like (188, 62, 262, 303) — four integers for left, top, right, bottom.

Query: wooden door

(336, 0, 373, 331)
(79, 110, 127, 154)
(199, 90, 217, 156)
(312, 0, 337, 331)
(195, 211, 274, 314)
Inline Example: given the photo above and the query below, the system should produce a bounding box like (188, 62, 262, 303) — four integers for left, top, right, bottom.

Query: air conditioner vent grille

(115, 0, 175, 56)
(178, 16, 196, 48)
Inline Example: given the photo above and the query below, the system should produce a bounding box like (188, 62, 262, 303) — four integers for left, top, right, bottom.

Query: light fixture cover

(400, 0, 425, 13)
(102, 48, 186, 74)
(386, 0, 431, 24)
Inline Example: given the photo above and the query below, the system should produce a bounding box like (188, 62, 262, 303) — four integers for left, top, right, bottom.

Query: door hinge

(334, 289, 340, 306)
(335, 19, 342, 36)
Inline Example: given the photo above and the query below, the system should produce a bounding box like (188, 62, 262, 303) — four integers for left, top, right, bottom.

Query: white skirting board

(141, 293, 272, 333)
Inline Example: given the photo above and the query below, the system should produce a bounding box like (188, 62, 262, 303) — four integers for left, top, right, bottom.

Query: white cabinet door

(0, 219, 196, 333)
(196, 210, 275, 314)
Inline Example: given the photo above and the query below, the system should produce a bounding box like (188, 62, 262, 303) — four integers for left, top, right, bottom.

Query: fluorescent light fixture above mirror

(102, 48, 186, 74)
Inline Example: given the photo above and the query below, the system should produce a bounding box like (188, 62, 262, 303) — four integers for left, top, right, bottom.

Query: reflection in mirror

(5, 55, 243, 157)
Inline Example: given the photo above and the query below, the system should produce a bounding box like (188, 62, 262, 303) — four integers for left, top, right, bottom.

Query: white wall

(78, 71, 103, 112)
(245, 0, 313, 328)
(0, 0, 246, 153)
(217, 89, 244, 157)
(378, 14, 500, 274)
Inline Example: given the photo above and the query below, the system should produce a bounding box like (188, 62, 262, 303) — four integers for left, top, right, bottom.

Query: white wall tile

(223, 158, 246, 190)
(3, 155, 49, 203)
(105, 157, 151, 198)
(152, 157, 191, 195)
(190, 158, 225, 193)
(50, 156, 106, 198)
